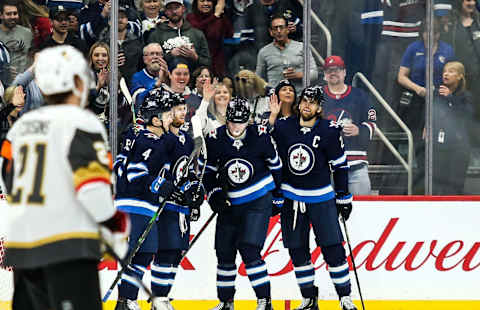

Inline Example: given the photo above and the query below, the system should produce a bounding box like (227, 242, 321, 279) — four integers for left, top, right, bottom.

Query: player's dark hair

(43, 91, 73, 106)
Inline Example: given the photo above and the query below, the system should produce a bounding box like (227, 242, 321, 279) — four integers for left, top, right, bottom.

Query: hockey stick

(103, 141, 203, 302)
(181, 211, 217, 261)
(341, 216, 366, 310)
(101, 241, 154, 300)
(119, 77, 136, 125)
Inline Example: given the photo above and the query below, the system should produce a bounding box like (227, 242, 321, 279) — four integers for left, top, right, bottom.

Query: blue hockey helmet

(299, 85, 325, 106)
(226, 97, 251, 123)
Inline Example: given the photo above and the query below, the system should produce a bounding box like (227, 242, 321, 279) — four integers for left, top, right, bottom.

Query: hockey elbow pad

(335, 192, 353, 221)
(100, 211, 130, 260)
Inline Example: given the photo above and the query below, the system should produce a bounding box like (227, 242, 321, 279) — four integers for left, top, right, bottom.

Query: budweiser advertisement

(2, 197, 480, 310)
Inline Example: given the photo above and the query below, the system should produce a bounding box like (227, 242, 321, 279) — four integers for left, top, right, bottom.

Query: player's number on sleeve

(339, 136, 345, 149)
(93, 141, 110, 166)
(10, 143, 47, 205)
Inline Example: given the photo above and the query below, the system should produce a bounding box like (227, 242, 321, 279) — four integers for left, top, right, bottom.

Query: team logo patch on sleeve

(287, 143, 315, 176)
(226, 158, 254, 186)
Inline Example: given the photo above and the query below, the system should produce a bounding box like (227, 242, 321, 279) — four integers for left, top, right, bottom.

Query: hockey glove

(336, 192, 353, 221)
(271, 189, 284, 216)
(151, 175, 176, 203)
(207, 187, 231, 213)
(99, 211, 130, 260)
(184, 180, 205, 221)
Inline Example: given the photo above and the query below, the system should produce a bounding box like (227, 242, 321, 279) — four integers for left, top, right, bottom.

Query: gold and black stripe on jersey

(0, 139, 13, 195)
(68, 129, 112, 192)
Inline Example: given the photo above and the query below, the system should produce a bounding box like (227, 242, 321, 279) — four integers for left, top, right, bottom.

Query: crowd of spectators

(0, 0, 478, 194)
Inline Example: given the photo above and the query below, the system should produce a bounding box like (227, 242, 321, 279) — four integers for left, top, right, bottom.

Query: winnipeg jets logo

(329, 120, 341, 128)
(287, 143, 315, 176)
(178, 134, 186, 145)
(209, 129, 217, 139)
(232, 139, 243, 150)
(258, 125, 267, 135)
(173, 155, 189, 184)
(180, 122, 190, 132)
(226, 158, 253, 186)
(300, 127, 311, 135)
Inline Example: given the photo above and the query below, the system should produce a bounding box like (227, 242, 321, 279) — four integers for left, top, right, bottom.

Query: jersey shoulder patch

(208, 128, 218, 139)
(257, 124, 268, 136)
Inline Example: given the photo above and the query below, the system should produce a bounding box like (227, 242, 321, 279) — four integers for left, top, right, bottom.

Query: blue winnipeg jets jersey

(322, 85, 376, 168)
(271, 116, 348, 203)
(163, 130, 195, 214)
(200, 124, 282, 206)
(115, 129, 174, 216)
(113, 125, 140, 180)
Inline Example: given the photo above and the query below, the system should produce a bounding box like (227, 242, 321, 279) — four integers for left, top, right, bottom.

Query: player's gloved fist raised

(336, 192, 353, 221)
(271, 189, 284, 216)
(207, 187, 231, 213)
(99, 211, 130, 259)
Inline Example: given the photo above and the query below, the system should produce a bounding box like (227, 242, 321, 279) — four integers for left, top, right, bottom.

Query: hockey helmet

(141, 87, 173, 123)
(35, 45, 93, 108)
(167, 92, 185, 107)
(226, 97, 250, 123)
(299, 85, 325, 106)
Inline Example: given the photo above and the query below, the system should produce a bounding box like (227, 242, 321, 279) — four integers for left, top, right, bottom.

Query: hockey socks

(118, 253, 151, 300)
(289, 248, 316, 298)
(294, 263, 316, 298)
(151, 263, 178, 297)
(216, 264, 236, 302)
(245, 261, 271, 299)
(323, 244, 351, 298)
(151, 250, 182, 297)
(328, 261, 351, 297)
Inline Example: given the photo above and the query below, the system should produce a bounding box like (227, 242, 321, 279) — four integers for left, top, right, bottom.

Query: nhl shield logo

(226, 158, 254, 186)
(287, 143, 315, 176)
(173, 155, 189, 184)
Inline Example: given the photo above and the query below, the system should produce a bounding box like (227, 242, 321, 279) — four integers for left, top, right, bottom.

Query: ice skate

(209, 300, 234, 310)
(114, 298, 141, 310)
(340, 296, 357, 310)
(294, 296, 318, 310)
(255, 297, 273, 310)
(152, 297, 175, 310)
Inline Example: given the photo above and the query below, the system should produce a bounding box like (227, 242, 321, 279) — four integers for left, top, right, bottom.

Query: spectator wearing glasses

(39, 5, 87, 55)
(321, 56, 376, 195)
(147, 0, 211, 70)
(131, 43, 168, 108)
(256, 13, 317, 96)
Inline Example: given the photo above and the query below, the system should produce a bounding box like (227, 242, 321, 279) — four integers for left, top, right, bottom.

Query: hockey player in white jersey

(0, 45, 130, 310)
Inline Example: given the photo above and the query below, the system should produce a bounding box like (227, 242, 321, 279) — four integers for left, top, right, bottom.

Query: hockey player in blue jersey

(113, 88, 179, 310)
(200, 97, 283, 310)
(151, 90, 205, 310)
(271, 86, 358, 310)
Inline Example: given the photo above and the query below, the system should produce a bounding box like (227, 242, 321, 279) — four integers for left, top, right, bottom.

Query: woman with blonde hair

(191, 79, 232, 135)
(430, 61, 477, 194)
(17, 0, 52, 48)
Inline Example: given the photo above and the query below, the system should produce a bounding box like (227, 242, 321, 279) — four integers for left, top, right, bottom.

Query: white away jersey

(0, 105, 115, 268)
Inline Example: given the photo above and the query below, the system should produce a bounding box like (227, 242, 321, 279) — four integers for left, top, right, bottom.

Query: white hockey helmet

(35, 45, 93, 108)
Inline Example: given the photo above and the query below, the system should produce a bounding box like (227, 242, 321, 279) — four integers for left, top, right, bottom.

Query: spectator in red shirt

(186, 0, 233, 76)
